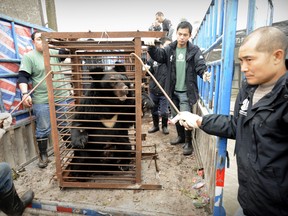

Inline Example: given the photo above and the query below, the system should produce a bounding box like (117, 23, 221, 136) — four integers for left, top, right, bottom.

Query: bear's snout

(115, 84, 129, 101)
(122, 85, 129, 94)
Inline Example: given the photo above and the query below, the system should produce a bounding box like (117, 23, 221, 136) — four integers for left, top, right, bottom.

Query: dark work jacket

(162, 18, 172, 32)
(148, 41, 207, 105)
(200, 72, 288, 216)
(147, 58, 167, 95)
(162, 18, 173, 40)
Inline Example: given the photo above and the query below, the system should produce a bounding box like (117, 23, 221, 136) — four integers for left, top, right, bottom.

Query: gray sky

(53, 0, 288, 33)
(54, 0, 211, 32)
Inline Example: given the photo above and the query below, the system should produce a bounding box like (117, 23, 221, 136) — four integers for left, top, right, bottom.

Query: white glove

(171, 111, 202, 129)
(142, 38, 156, 46)
(203, 71, 211, 82)
(142, 64, 151, 71)
(0, 112, 12, 129)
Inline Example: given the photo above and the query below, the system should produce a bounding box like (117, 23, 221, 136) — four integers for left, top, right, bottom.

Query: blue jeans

(171, 91, 192, 117)
(33, 100, 69, 139)
(0, 162, 13, 194)
(150, 93, 169, 117)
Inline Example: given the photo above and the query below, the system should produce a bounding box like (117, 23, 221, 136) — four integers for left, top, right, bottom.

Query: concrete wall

(0, 0, 44, 26)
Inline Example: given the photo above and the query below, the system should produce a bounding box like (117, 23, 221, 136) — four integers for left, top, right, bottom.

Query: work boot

(161, 116, 169, 135)
(37, 138, 49, 168)
(148, 115, 159, 133)
(170, 122, 185, 145)
(183, 130, 193, 155)
(0, 184, 34, 216)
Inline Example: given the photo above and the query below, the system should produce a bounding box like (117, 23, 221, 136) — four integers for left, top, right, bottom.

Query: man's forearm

(19, 83, 29, 94)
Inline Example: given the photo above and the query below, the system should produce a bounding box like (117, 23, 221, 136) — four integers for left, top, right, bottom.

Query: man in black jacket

(155, 11, 174, 40)
(146, 37, 172, 135)
(144, 21, 209, 155)
(173, 26, 288, 215)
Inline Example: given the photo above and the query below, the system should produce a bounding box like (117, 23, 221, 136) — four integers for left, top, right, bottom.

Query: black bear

(69, 66, 153, 179)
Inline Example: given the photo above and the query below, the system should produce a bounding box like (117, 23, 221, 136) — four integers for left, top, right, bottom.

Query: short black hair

(242, 26, 288, 56)
(176, 21, 193, 35)
(155, 11, 164, 16)
(31, 30, 43, 41)
(160, 36, 172, 45)
(114, 61, 126, 72)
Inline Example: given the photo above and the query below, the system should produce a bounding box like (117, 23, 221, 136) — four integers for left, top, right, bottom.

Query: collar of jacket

(170, 41, 199, 60)
(242, 71, 288, 101)
(242, 72, 288, 125)
(242, 72, 288, 124)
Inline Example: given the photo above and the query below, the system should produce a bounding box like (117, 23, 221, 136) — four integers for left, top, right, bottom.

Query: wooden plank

(42, 31, 166, 40)
(15, 127, 26, 165)
(59, 181, 162, 190)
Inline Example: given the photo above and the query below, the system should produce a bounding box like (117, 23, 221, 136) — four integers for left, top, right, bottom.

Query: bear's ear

(89, 67, 104, 80)
(114, 65, 126, 72)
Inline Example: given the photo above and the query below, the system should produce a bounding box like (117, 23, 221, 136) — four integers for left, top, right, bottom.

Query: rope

(98, 31, 110, 44)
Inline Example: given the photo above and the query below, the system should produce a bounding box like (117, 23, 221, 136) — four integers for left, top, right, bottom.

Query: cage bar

(41, 31, 164, 189)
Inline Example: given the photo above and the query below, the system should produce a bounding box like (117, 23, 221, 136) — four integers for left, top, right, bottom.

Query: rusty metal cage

(41, 31, 164, 189)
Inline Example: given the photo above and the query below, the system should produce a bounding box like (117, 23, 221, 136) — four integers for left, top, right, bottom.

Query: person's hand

(22, 95, 33, 107)
(0, 112, 12, 138)
(0, 112, 12, 129)
(142, 64, 151, 71)
(142, 38, 157, 46)
(171, 111, 202, 130)
(203, 71, 211, 82)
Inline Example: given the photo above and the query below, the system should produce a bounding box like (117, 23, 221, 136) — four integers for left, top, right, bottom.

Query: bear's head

(88, 67, 132, 103)
(100, 72, 130, 101)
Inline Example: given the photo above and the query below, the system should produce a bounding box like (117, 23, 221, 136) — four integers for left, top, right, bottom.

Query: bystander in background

(155, 11, 174, 40)
(146, 36, 172, 135)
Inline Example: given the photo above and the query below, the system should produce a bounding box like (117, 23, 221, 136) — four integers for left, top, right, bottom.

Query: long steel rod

(130, 53, 180, 114)
(10, 70, 53, 114)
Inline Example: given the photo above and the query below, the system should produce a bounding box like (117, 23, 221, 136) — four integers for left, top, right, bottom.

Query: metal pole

(130, 52, 180, 114)
(214, 1, 238, 216)
(10, 70, 53, 114)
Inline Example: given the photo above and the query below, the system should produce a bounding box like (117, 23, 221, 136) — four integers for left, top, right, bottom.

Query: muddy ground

(12, 116, 211, 216)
